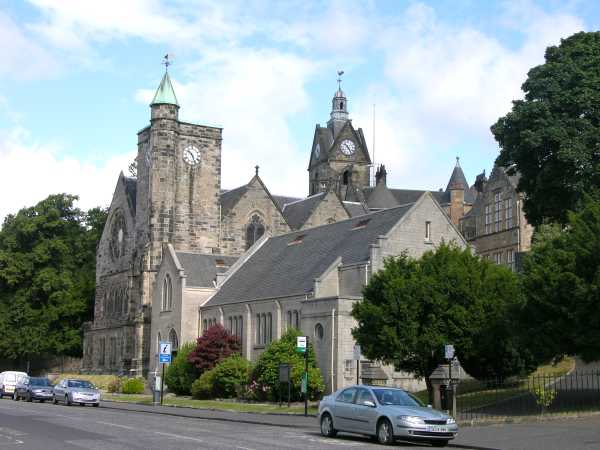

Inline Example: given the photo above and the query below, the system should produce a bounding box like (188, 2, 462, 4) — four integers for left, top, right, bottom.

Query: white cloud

(0, 127, 133, 223)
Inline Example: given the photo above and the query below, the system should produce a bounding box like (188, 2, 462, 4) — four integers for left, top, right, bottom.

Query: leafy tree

(188, 324, 240, 373)
(0, 194, 107, 366)
(252, 328, 325, 401)
(165, 342, 199, 395)
(191, 368, 217, 399)
(213, 354, 253, 398)
(352, 244, 535, 400)
(521, 195, 600, 363)
(492, 31, 600, 226)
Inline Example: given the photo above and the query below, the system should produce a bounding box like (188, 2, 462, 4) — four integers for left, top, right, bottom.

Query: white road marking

(236, 446, 256, 450)
(153, 431, 204, 442)
(94, 421, 137, 431)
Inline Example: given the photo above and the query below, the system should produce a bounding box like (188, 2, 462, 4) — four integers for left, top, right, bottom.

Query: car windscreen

(67, 380, 94, 389)
(30, 378, 51, 386)
(372, 389, 424, 407)
(4, 374, 16, 382)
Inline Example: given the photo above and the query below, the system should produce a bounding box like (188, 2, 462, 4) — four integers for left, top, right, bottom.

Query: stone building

(83, 69, 475, 377)
(460, 165, 534, 270)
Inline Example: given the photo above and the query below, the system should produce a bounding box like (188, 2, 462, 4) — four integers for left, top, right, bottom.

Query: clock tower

(308, 77, 371, 199)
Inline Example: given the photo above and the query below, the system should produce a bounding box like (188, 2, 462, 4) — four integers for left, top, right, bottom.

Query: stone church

(82, 70, 472, 388)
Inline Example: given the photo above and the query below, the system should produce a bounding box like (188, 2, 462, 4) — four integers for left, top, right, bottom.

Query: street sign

(296, 336, 307, 353)
(444, 344, 455, 360)
(279, 364, 290, 383)
(353, 344, 362, 361)
(301, 373, 308, 394)
(159, 341, 172, 363)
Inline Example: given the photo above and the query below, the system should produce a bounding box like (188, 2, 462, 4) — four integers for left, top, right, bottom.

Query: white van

(0, 371, 28, 398)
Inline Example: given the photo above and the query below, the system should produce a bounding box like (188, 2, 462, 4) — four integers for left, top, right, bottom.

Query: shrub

(213, 354, 253, 398)
(121, 377, 145, 394)
(107, 377, 122, 393)
(165, 342, 199, 395)
(252, 328, 325, 401)
(188, 324, 240, 373)
(191, 368, 217, 399)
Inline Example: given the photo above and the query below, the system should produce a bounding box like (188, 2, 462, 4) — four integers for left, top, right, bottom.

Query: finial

(455, 156, 460, 167)
(255, 165, 259, 176)
(337, 70, 344, 90)
(163, 54, 171, 72)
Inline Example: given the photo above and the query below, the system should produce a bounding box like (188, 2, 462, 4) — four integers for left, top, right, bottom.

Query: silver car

(318, 385, 458, 447)
(52, 379, 100, 407)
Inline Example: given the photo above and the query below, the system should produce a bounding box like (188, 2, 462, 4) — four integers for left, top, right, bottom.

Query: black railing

(456, 371, 600, 421)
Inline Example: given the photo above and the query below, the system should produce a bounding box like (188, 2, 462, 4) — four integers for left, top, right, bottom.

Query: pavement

(1, 397, 600, 449)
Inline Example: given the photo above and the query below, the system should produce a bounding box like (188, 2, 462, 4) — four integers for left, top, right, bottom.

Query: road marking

(153, 431, 204, 442)
(236, 446, 256, 450)
(94, 421, 137, 431)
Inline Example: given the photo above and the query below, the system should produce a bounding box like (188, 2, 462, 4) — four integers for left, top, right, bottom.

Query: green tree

(0, 194, 106, 366)
(252, 328, 325, 401)
(352, 244, 535, 400)
(521, 195, 600, 363)
(212, 354, 253, 398)
(492, 31, 600, 226)
(165, 342, 199, 395)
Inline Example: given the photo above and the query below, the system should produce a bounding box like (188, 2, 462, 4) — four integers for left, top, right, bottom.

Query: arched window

(293, 310, 299, 329)
(314, 323, 324, 340)
(340, 101, 344, 110)
(245, 214, 265, 250)
(169, 328, 179, 352)
(162, 274, 173, 311)
(256, 314, 261, 344)
(342, 170, 350, 186)
(267, 313, 272, 343)
(287, 311, 292, 329)
(261, 313, 267, 345)
(238, 316, 243, 340)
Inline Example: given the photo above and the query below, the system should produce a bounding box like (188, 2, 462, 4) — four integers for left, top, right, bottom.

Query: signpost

(279, 363, 291, 407)
(444, 344, 456, 417)
(353, 344, 362, 384)
(159, 341, 172, 405)
(296, 336, 309, 416)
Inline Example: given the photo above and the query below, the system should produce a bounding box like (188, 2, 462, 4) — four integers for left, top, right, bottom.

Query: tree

(188, 324, 240, 373)
(521, 195, 600, 363)
(212, 354, 253, 398)
(492, 31, 600, 226)
(252, 328, 325, 401)
(165, 342, 199, 395)
(0, 194, 107, 365)
(352, 244, 535, 400)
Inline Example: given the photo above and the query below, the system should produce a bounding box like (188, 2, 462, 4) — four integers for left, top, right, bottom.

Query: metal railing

(456, 371, 600, 421)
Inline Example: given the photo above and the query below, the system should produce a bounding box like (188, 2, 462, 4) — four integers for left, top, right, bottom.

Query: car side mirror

(363, 400, 376, 408)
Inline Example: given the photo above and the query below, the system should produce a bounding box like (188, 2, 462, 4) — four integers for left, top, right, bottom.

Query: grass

(105, 393, 319, 415)
(46, 373, 120, 391)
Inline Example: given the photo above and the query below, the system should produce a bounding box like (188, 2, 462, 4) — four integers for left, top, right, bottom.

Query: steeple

(328, 71, 349, 137)
(151, 55, 179, 107)
(446, 157, 468, 191)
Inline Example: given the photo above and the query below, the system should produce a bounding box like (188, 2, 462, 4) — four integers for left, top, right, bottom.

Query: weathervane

(337, 70, 344, 90)
(163, 54, 171, 71)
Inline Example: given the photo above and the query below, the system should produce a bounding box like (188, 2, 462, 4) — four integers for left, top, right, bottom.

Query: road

(0, 399, 599, 449)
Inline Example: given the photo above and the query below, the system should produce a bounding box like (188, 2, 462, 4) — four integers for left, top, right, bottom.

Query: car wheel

(27, 393, 32, 402)
(39, 399, 45, 403)
(92, 403, 99, 407)
(320, 413, 338, 438)
(376, 418, 394, 445)
(52, 395, 58, 405)
(430, 440, 449, 447)
(65, 395, 72, 406)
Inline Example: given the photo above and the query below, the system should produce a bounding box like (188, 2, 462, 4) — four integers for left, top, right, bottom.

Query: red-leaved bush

(188, 324, 240, 373)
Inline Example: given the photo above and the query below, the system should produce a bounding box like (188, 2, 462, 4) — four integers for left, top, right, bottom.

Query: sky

(1, 0, 599, 223)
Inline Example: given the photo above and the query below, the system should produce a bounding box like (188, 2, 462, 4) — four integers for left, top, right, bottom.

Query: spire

(151, 55, 179, 107)
(330, 70, 348, 122)
(446, 156, 468, 191)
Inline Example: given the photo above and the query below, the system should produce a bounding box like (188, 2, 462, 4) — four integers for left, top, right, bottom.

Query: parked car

(52, 379, 100, 407)
(13, 377, 54, 402)
(318, 385, 458, 447)
(0, 371, 28, 399)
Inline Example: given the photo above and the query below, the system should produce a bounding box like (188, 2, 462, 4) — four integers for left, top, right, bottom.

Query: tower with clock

(308, 76, 371, 199)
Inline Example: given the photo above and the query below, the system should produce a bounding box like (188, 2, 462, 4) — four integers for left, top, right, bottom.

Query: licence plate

(427, 426, 448, 432)
(5, 386, 14, 393)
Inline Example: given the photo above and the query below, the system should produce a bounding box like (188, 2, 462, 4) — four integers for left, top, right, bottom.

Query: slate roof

(273, 195, 302, 210)
(176, 252, 238, 288)
(446, 164, 469, 191)
(281, 192, 326, 230)
(219, 185, 249, 216)
(362, 187, 447, 207)
(343, 201, 369, 217)
(205, 203, 414, 306)
(123, 176, 137, 214)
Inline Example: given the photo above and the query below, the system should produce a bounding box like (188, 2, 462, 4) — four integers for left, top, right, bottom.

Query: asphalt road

(0, 398, 599, 449)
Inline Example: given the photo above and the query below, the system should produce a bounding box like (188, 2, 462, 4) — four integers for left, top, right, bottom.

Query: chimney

(375, 164, 387, 186)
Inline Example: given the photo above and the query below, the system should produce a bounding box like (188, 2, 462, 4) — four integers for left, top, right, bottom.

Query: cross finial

(337, 70, 344, 90)
(163, 54, 171, 72)
(456, 156, 460, 167)
(255, 165, 259, 176)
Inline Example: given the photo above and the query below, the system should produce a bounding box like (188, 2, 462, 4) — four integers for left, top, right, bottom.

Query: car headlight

(446, 417, 456, 424)
(32, 389, 43, 394)
(397, 415, 425, 425)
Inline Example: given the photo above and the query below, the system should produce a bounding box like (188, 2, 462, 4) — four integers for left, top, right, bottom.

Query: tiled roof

(176, 252, 238, 288)
(363, 187, 447, 207)
(281, 192, 326, 230)
(205, 204, 414, 307)
(272, 195, 302, 210)
(219, 185, 249, 216)
(343, 201, 369, 217)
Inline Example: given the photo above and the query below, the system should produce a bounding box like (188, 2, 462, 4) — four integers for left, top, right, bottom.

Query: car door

(333, 387, 358, 432)
(17, 378, 29, 398)
(353, 388, 380, 435)
(53, 380, 65, 399)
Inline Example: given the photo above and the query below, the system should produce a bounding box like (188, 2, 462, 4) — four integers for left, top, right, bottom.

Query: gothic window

(340, 101, 344, 110)
(314, 323, 324, 340)
(255, 314, 261, 344)
(342, 170, 349, 185)
(109, 210, 127, 261)
(162, 274, 173, 311)
(293, 310, 300, 329)
(245, 215, 265, 250)
(169, 328, 179, 352)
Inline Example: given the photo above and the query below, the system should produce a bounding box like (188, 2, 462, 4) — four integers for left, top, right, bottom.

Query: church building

(82, 69, 472, 387)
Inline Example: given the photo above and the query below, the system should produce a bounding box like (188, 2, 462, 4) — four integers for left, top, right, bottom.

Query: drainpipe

(331, 308, 336, 393)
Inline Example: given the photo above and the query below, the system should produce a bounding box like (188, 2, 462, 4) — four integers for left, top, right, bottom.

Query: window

(507, 249, 515, 272)
(169, 328, 179, 352)
(267, 313, 272, 343)
(494, 252, 502, 265)
(261, 313, 267, 345)
(356, 388, 376, 405)
(484, 205, 492, 234)
(342, 170, 349, 185)
(256, 314, 261, 345)
(287, 311, 292, 329)
(228, 317, 233, 333)
(336, 388, 357, 403)
(314, 323, 324, 340)
(425, 221, 431, 241)
(293, 310, 300, 329)
(109, 337, 117, 366)
(99, 338, 106, 366)
(245, 214, 265, 250)
(505, 198, 513, 228)
(202, 319, 207, 333)
(494, 192, 502, 232)
(162, 274, 173, 311)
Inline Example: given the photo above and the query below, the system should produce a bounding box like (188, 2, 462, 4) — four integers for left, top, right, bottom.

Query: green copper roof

(151, 71, 179, 106)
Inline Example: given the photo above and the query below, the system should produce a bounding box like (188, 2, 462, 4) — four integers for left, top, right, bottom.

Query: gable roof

(219, 184, 249, 216)
(272, 195, 302, 210)
(176, 252, 238, 288)
(205, 203, 414, 306)
(281, 192, 327, 230)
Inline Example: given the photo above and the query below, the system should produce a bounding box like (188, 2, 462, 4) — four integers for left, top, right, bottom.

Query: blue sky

(1, 0, 598, 221)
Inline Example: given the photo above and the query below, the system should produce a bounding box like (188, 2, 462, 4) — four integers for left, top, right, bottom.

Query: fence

(456, 371, 600, 421)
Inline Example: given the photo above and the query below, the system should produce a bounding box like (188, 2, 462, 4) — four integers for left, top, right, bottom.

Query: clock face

(314, 143, 321, 158)
(183, 145, 201, 167)
(340, 139, 356, 156)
